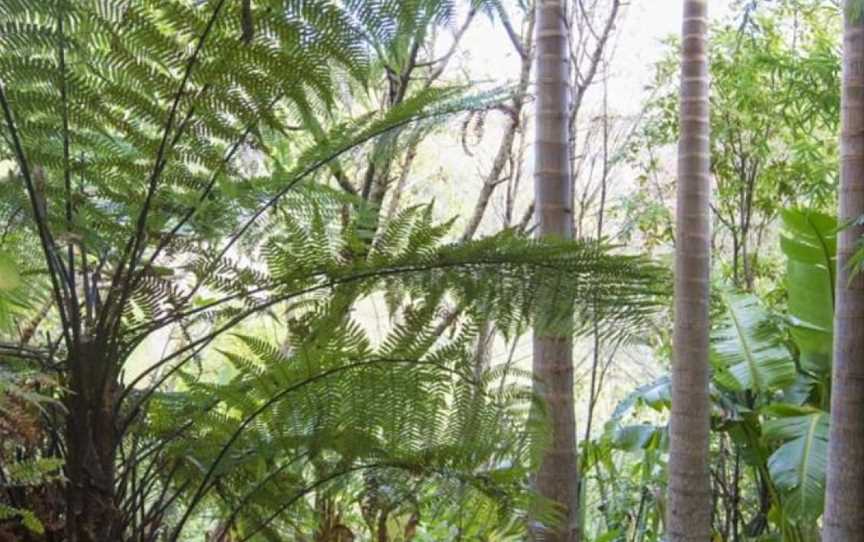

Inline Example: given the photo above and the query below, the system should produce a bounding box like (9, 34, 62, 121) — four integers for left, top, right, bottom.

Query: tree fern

(0, 1, 668, 539)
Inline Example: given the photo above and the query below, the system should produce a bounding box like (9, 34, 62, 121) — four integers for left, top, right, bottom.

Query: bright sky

(458, 0, 735, 115)
(389, 1, 742, 411)
(410, 1, 732, 234)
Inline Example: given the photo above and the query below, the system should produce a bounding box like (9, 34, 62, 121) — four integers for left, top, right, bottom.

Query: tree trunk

(532, 1, 578, 541)
(64, 339, 121, 542)
(667, 1, 712, 541)
(823, 3, 864, 540)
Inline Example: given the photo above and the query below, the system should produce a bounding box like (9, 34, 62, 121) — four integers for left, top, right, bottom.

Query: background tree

(628, 0, 840, 291)
(824, 0, 864, 539)
(532, 0, 579, 540)
(667, 1, 713, 541)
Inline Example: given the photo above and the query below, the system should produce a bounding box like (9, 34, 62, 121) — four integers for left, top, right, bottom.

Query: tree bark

(532, 1, 578, 541)
(64, 339, 121, 542)
(823, 3, 864, 540)
(667, 1, 712, 541)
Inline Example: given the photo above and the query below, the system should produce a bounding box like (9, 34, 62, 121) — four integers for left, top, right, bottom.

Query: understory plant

(588, 208, 837, 542)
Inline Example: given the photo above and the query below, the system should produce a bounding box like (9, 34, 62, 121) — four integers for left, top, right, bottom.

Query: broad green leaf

(780, 209, 836, 376)
(610, 375, 671, 421)
(711, 292, 796, 392)
(763, 406, 828, 519)
(612, 424, 661, 452)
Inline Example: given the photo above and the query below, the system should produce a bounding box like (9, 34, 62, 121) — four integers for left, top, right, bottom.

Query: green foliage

(606, 204, 839, 541)
(0, 365, 64, 535)
(780, 209, 836, 377)
(0, 251, 27, 331)
(157, 314, 534, 538)
(711, 292, 796, 393)
(0, 0, 668, 538)
(122, 199, 667, 538)
(627, 2, 840, 288)
(0, 503, 45, 535)
(763, 404, 829, 521)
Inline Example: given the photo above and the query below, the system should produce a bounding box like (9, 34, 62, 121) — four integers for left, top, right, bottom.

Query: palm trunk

(667, 1, 712, 541)
(823, 3, 864, 539)
(532, 1, 578, 540)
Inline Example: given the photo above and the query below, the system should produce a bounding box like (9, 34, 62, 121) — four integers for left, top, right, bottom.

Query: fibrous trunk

(823, 3, 864, 539)
(667, 1, 712, 540)
(64, 339, 121, 541)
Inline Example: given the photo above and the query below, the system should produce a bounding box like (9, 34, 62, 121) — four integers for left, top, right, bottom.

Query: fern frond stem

(0, 84, 73, 349)
(119, 335, 216, 418)
(138, 475, 192, 540)
(212, 106, 474, 279)
(57, 8, 81, 342)
(219, 451, 312, 532)
(142, 92, 281, 274)
(0, 342, 54, 365)
(127, 282, 274, 337)
(124, 258, 505, 401)
(234, 463, 396, 542)
(102, 99, 201, 333)
(117, 397, 223, 476)
(133, 251, 609, 395)
(80, 229, 94, 326)
(127, 0, 228, 267)
(169, 358, 476, 539)
(121, 249, 660, 420)
(120, 458, 185, 537)
(99, 0, 228, 338)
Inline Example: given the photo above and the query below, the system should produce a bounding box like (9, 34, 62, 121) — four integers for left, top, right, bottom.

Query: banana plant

(711, 292, 797, 393)
(779, 209, 836, 379)
(763, 404, 829, 521)
(604, 208, 838, 541)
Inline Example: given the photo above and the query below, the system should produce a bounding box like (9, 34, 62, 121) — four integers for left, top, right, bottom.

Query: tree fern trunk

(532, 1, 578, 540)
(64, 340, 121, 541)
(823, 3, 864, 539)
(667, 1, 712, 541)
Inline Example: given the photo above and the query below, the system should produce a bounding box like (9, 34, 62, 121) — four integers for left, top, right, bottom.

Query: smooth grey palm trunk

(667, 1, 712, 540)
(823, 3, 864, 540)
(532, 1, 579, 540)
